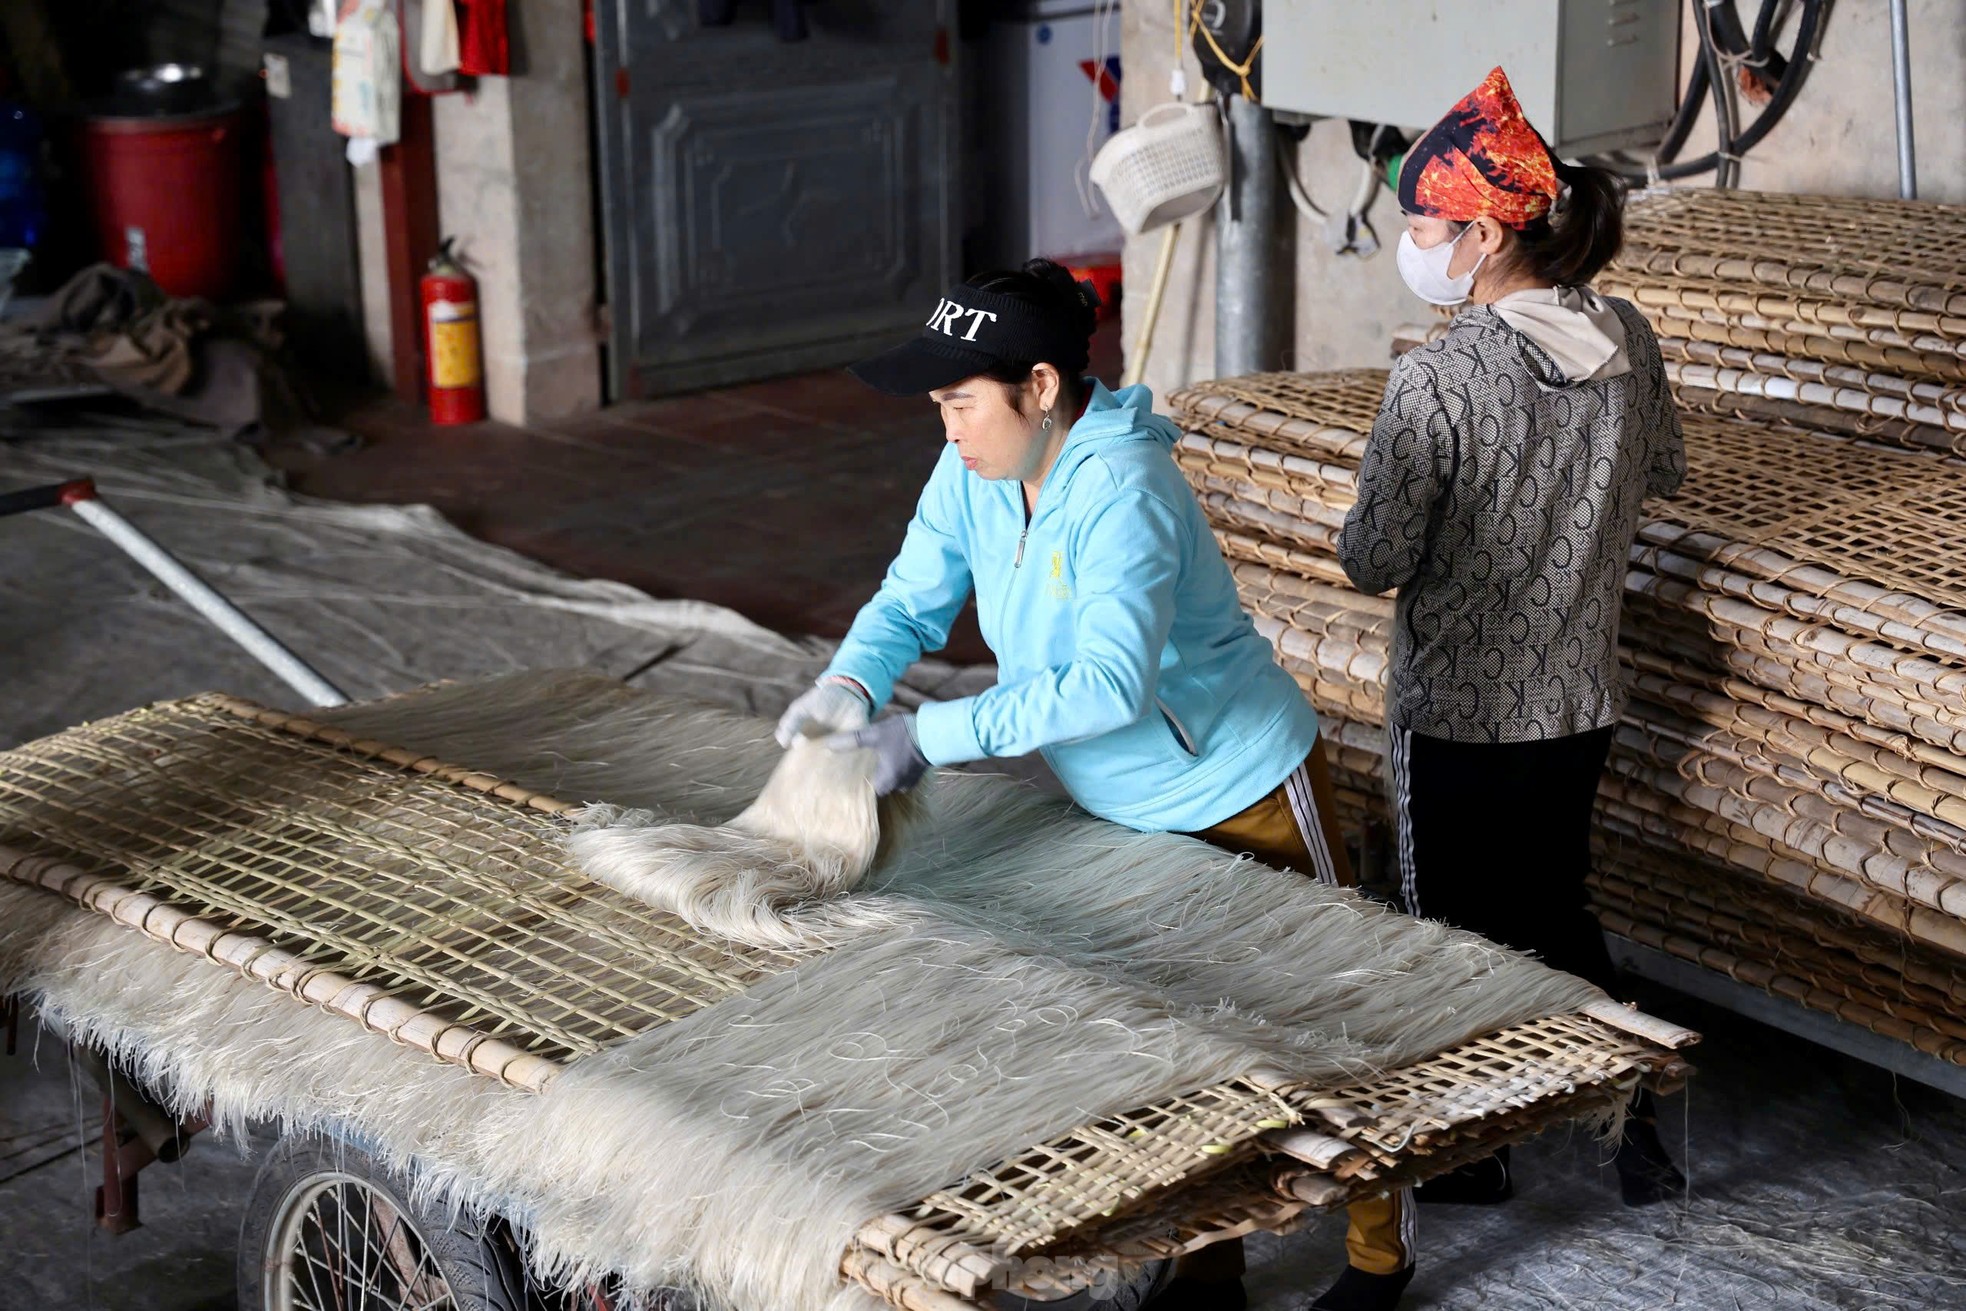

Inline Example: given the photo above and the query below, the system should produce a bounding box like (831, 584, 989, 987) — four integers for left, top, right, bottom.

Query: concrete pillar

(352, 159, 393, 387)
(431, 0, 602, 424)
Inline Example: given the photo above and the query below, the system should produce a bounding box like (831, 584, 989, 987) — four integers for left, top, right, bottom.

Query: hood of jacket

(1038, 380, 1183, 492)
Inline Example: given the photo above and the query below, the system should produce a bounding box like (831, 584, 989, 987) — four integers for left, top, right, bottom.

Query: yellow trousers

(1174, 738, 1416, 1278)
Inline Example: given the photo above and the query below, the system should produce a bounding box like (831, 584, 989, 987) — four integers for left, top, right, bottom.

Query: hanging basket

(1090, 102, 1224, 237)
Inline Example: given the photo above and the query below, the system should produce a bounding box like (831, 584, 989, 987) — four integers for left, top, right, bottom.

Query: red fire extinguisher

(421, 238, 486, 425)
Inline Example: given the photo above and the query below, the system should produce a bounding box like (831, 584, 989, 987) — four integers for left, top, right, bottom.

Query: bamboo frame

(1617, 189, 1966, 318)
(1670, 385, 1962, 459)
(1590, 840, 1966, 1061)
(0, 843, 562, 1091)
(0, 688, 1697, 1311)
(0, 695, 808, 1063)
(855, 1010, 1690, 1307)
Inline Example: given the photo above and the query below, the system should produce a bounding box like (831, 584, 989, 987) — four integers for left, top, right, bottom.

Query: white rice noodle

(568, 736, 923, 949)
(0, 672, 1610, 1311)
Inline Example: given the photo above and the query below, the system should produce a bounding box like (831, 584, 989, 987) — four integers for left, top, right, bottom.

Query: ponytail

(964, 258, 1099, 376)
(1507, 161, 1626, 286)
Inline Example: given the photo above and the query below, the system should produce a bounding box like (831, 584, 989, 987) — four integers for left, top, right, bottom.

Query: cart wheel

(993, 1260, 1175, 1311)
(238, 1135, 526, 1311)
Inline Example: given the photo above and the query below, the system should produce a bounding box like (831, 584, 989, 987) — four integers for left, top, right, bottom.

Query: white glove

(826, 714, 930, 796)
(775, 677, 872, 748)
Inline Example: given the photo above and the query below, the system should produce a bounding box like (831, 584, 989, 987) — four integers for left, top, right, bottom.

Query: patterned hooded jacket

(1337, 301, 1685, 742)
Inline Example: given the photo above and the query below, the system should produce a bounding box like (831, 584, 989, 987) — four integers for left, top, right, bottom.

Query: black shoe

(1309, 1265, 1415, 1311)
(1614, 1114, 1685, 1206)
(1140, 1276, 1245, 1311)
(1414, 1146, 1513, 1205)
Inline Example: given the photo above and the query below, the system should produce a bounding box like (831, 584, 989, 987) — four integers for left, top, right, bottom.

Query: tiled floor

(276, 321, 1126, 666)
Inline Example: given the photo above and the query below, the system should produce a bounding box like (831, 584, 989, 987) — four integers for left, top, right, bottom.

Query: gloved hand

(775, 677, 871, 748)
(827, 714, 930, 796)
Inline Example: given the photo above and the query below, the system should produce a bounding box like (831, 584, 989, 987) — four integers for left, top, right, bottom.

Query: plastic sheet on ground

(0, 421, 998, 751)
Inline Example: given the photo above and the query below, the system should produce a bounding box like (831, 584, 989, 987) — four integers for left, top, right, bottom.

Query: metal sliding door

(591, 1, 958, 399)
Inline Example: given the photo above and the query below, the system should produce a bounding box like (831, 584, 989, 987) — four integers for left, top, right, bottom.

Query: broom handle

(0, 479, 93, 517)
(1122, 222, 1182, 390)
(35, 479, 350, 708)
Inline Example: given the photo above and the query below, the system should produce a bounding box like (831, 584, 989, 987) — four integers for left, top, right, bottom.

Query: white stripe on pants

(1281, 754, 1340, 886)
(1389, 728, 1420, 915)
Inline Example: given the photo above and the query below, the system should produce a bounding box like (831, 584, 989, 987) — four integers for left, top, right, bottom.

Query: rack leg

(96, 1094, 140, 1234)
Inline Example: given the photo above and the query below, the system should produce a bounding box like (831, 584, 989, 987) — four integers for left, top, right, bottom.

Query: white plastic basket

(1089, 102, 1225, 236)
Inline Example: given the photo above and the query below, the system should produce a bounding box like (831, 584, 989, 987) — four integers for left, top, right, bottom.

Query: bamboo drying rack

(0, 690, 1698, 1309)
(1167, 360, 1966, 1092)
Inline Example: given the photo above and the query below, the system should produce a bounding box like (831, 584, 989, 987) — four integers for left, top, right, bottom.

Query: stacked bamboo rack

(1171, 350, 1966, 1071)
(1602, 189, 1966, 460)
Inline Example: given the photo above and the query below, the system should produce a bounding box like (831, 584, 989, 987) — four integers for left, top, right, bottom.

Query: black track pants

(1388, 725, 1619, 990)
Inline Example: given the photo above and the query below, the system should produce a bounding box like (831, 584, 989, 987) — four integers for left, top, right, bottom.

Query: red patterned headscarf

(1397, 67, 1561, 229)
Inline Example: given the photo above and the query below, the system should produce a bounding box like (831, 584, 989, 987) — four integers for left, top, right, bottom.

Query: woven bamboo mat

(1660, 337, 1966, 426)
(1615, 707, 1966, 917)
(1672, 385, 1962, 459)
(1627, 669, 1966, 827)
(1598, 273, 1966, 350)
(1661, 357, 1966, 442)
(1172, 369, 1966, 624)
(870, 1007, 1689, 1300)
(1617, 189, 1966, 318)
(1624, 589, 1966, 756)
(1591, 836, 1966, 1064)
(0, 695, 810, 1085)
(1650, 308, 1966, 385)
(0, 689, 1702, 1310)
(1595, 839, 1966, 1026)
(1596, 773, 1966, 960)
(1607, 191, 1966, 463)
(1170, 371, 1384, 463)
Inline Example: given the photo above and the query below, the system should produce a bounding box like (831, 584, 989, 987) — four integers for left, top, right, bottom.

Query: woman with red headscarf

(1338, 68, 1687, 1211)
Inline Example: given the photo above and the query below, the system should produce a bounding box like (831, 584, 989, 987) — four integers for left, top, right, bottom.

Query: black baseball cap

(849, 281, 1098, 396)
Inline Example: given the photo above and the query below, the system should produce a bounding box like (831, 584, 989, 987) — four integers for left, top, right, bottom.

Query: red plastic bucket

(79, 109, 242, 299)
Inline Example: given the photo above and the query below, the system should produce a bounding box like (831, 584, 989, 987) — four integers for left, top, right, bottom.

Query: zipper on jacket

(1156, 697, 1199, 756)
(1011, 389, 1092, 569)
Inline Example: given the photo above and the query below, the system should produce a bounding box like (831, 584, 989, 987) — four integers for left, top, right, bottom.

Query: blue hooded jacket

(823, 381, 1320, 833)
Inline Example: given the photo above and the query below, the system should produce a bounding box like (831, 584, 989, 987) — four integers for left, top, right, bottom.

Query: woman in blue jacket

(775, 260, 1416, 1311)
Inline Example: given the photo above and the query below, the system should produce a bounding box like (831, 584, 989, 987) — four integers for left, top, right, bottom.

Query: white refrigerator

(983, 3, 1125, 266)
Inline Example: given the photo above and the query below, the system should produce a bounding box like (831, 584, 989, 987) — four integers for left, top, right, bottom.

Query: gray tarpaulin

(0, 422, 997, 750)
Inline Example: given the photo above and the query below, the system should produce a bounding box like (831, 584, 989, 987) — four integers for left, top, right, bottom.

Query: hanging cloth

(457, 0, 510, 76)
(396, 0, 462, 93)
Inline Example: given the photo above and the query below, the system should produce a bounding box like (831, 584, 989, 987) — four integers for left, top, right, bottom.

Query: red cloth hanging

(456, 0, 510, 76)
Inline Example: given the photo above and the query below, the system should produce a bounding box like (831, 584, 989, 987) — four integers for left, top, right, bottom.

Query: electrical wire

(1184, 0, 1262, 102)
(1276, 135, 1384, 257)
(1695, 0, 1743, 188)
(1656, 0, 1782, 166)
(1277, 135, 1329, 222)
(1077, 0, 1122, 220)
(1595, 0, 1829, 185)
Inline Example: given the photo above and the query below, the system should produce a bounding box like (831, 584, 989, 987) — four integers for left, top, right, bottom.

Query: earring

(1041, 409, 1053, 431)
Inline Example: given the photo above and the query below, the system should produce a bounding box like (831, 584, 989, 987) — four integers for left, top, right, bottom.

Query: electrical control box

(1261, 0, 1681, 157)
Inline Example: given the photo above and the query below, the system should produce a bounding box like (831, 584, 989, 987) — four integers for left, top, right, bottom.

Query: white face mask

(1396, 225, 1485, 306)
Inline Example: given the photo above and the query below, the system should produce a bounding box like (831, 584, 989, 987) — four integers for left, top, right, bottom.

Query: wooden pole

(0, 845, 562, 1093)
(379, 95, 441, 405)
